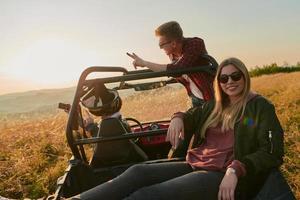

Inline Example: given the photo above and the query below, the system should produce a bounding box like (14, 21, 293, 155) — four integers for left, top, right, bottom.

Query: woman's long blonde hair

(200, 57, 251, 138)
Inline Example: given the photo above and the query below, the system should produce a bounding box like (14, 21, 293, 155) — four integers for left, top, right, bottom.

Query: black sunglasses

(159, 41, 171, 49)
(219, 71, 243, 84)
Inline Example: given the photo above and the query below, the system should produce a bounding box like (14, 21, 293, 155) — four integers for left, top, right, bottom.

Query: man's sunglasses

(159, 41, 171, 49)
(218, 71, 243, 84)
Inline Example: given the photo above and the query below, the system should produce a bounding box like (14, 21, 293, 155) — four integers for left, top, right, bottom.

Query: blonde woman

(167, 57, 288, 199)
(72, 58, 290, 200)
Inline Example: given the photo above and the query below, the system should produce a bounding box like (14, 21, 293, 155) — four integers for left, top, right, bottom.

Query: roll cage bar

(66, 54, 218, 161)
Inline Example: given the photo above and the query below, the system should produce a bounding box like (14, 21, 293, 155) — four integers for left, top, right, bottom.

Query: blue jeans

(74, 162, 224, 200)
(254, 169, 295, 200)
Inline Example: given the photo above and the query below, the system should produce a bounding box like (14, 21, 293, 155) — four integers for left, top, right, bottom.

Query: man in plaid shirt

(127, 21, 214, 107)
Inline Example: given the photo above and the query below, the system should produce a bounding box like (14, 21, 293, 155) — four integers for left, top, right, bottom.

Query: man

(127, 21, 214, 107)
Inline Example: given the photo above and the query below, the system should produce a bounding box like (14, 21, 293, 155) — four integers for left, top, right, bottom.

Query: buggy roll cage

(66, 54, 218, 161)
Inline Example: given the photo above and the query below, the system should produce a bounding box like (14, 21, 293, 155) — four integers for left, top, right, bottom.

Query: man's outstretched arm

(127, 52, 167, 72)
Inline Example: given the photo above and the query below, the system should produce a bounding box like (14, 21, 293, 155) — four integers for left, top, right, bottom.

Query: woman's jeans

(254, 169, 296, 200)
(75, 162, 224, 200)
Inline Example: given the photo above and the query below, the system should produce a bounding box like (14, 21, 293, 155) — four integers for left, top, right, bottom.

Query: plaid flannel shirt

(166, 37, 214, 101)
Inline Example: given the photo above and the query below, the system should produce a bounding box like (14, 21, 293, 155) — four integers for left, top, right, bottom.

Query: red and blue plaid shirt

(166, 37, 214, 101)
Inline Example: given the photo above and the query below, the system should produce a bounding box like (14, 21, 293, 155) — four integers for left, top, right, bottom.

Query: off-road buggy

(45, 54, 217, 199)
(47, 54, 294, 200)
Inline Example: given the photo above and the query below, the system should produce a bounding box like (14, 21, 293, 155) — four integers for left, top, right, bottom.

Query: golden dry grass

(0, 113, 71, 199)
(121, 86, 191, 121)
(0, 72, 299, 199)
(251, 72, 300, 198)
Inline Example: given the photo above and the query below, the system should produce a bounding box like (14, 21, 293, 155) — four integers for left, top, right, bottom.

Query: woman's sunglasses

(218, 71, 243, 84)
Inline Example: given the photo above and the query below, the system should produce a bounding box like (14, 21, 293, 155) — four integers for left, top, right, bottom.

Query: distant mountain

(0, 87, 76, 114)
(0, 80, 184, 114)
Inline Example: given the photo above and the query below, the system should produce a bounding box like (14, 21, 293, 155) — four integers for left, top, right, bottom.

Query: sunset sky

(0, 0, 299, 95)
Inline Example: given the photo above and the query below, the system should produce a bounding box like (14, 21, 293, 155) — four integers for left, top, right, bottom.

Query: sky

(0, 0, 299, 95)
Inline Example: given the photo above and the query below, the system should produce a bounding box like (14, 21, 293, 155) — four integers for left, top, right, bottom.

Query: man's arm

(127, 52, 167, 72)
(143, 61, 167, 72)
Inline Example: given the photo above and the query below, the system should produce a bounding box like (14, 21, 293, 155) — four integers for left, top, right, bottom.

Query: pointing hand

(127, 52, 146, 69)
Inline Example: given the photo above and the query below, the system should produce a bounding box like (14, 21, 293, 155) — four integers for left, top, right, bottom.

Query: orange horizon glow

(1, 0, 299, 95)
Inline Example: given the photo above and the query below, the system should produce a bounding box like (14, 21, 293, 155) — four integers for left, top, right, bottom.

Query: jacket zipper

(268, 130, 273, 154)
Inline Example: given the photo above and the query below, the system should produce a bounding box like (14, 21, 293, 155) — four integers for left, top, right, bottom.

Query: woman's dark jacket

(182, 95, 284, 199)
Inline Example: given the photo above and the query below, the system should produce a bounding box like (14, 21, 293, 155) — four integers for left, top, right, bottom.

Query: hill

(0, 87, 75, 114)
(0, 84, 140, 115)
(1, 65, 299, 114)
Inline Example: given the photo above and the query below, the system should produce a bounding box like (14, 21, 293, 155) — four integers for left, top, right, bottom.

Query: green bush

(249, 63, 300, 77)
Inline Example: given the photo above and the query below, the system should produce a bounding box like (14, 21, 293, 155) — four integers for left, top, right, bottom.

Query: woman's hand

(218, 168, 238, 200)
(166, 117, 185, 149)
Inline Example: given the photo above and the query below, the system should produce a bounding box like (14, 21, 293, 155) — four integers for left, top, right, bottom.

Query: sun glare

(5, 37, 100, 88)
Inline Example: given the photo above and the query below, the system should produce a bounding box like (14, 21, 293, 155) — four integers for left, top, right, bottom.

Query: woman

(167, 57, 285, 199)
(72, 58, 284, 200)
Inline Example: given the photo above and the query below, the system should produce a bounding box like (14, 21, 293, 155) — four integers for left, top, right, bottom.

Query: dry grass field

(0, 72, 299, 199)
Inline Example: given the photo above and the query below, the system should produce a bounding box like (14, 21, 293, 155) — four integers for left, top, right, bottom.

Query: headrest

(81, 83, 122, 116)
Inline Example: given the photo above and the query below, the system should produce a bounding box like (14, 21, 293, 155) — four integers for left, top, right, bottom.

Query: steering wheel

(124, 117, 143, 143)
(124, 117, 143, 131)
